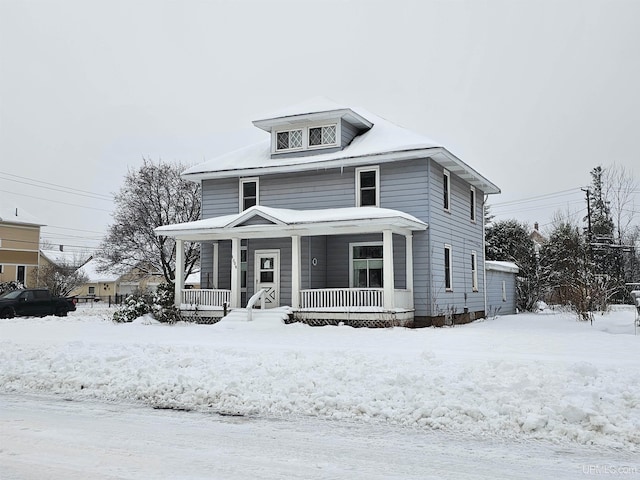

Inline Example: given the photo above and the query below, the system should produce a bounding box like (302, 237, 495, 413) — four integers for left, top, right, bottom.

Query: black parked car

(0, 289, 77, 318)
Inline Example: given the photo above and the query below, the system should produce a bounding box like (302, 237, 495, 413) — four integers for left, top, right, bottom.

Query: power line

(0, 189, 112, 213)
(491, 188, 583, 208)
(0, 171, 113, 201)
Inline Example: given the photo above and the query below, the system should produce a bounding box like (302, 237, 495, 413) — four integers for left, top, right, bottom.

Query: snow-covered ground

(1, 305, 639, 456)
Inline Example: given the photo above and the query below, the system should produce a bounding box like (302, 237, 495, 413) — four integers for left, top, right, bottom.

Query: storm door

(254, 250, 280, 308)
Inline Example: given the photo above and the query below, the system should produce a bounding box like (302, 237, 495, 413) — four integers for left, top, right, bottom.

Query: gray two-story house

(156, 98, 500, 327)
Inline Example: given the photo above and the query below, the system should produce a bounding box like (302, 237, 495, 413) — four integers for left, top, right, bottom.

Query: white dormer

(252, 97, 373, 157)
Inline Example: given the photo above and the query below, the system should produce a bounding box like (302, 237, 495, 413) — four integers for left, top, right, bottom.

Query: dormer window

(276, 129, 303, 151)
(274, 124, 338, 153)
(309, 125, 336, 147)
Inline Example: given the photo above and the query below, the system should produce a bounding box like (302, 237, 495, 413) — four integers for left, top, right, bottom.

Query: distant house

(72, 258, 164, 300)
(485, 261, 519, 316)
(39, 248, 92, 272)
(0, 206, 44, 287)
(156, 98, 501, 326)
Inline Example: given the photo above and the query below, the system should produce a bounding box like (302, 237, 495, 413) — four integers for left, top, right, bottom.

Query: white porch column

(291, 235, 301, 309)
(230, 237, 241, 308)
(174, 239, 184, 307)
(405, 233, 414, 309)
(383, 229, 395, 309)
(212, 242, 219, 289)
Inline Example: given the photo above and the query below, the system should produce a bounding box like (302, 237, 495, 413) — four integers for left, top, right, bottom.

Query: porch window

(240, 246, 247, 291)
(444, 245, 453, 291)
(471, 250, 478, 292)
(355, 166, 379, 207)
(350, 243, 383, 288)
(470, 186, 476, 222)
(240, 178, 259, 211)
(443, 169, 450, 212)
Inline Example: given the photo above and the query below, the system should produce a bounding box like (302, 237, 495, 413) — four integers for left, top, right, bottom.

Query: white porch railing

(300, 288, 384, 309)
(181, 289, 231, 308)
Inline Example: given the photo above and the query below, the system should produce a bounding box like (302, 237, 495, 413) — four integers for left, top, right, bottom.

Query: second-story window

(443, 169, 451, 212)
(240, 177, 259, 211)
(356, 166, 379, 207)
(276, 129, 303, 151)
(470, 186, 476, 222)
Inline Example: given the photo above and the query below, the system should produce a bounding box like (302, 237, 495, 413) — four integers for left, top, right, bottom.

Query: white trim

(291, 235, 301, 309)
(306, 122, 339, 150)
(349, 241, 383, 288)
(444, 244, 453, 291)
(231, 237, 241, 307)
(471, 250, 478, 292)
(254, 249, 280, 308)
(382, 229, 394, 309)
(273, 128, 304, 153)
(239, 177, 259, 212)
(443, 169, 451, 212)
(212, 242, 219, 289)
(470, 185, 476, 222)
(355, 165, 380, 207)
(174, 239, 184, 307)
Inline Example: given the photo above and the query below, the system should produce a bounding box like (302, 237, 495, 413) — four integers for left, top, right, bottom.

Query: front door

(254, 250, 280, 308)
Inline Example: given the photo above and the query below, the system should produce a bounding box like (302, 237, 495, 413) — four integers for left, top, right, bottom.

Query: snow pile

(1, 308, 639, 449)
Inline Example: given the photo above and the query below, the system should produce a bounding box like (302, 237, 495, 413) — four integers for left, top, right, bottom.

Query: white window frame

(444, 244, 453, 291)
(272, 123, 339, 153)
(355, 166, 380, 207)
(307, 124, 338, 150)
(471, 250, 478, 292)
(239, 177, 259, 212)
(443, 169, 451, 212)
(502, 280, 507, 302)
(470, 185, 476, 222)
(349, 241, 384, 288)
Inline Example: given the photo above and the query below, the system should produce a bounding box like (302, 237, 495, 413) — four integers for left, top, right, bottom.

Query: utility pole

(581, 187, 592, 240)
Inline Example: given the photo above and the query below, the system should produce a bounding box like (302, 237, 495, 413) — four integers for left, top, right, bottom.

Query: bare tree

(99, 158, 200, 284)
(30, 261, 89, 297)
(602, 163, 638, 241)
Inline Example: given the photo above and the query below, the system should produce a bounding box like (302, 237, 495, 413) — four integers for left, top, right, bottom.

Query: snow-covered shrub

(112, 283, 182, 324)
(0, 281, 23, 296)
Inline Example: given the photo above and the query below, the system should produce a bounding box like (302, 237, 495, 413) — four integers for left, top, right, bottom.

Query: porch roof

(155, 205, 428, 241)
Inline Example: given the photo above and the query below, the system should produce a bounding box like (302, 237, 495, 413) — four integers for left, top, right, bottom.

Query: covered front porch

(156, 206, 427, 326)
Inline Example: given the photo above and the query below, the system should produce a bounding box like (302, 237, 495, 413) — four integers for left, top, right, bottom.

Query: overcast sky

(1, 0, 638, 254)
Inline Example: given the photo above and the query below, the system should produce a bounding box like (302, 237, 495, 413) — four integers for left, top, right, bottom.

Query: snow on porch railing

(299, 288, 384, 309)
(181, 289, 231, 307)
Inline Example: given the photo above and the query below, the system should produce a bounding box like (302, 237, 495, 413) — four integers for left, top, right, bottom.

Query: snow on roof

(0, 205, 44, 227)
(252, 97, 354, 123)
(156, 205, 428, 239)
(77, 258, 128, 283)
(40, 249, 92, 268)
(182, 102, 500, 195)
(486, 261, 520, 273)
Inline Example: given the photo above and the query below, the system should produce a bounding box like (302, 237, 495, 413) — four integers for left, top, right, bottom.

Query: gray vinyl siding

(341, 121, 360, 148)
(426, 159, 486, 317)
(198, 157, 489, 319)
(486, 269, 517, 315)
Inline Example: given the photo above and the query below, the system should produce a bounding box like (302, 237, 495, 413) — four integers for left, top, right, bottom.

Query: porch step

(219, 307, 291, 324)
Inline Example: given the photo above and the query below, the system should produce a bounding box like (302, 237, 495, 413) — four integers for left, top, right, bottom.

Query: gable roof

(0, 205, 44, 227)
(182, 101, 500, 194)
(77, 258, 129, 283)
(156, 205, 428, 241)
(40, 249, 92, 268)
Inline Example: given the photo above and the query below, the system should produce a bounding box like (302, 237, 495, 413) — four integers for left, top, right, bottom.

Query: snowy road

(2, 394, 638, 480)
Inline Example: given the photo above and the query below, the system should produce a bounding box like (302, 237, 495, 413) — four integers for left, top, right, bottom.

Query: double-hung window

(470, 186, 476, 222)
(443, 169, 451, 212)
(240, 178, 259, 211)
(444, 244, 453, 291)
(471, 251, 478, 292)
(350, 243, 383, 288)
(355, 166, 379, 207)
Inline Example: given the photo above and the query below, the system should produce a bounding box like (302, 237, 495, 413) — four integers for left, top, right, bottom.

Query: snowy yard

(1, 305, 639, 453)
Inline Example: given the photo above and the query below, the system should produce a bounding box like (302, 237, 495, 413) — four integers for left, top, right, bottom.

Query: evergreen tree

(485, 219, 538, 311)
